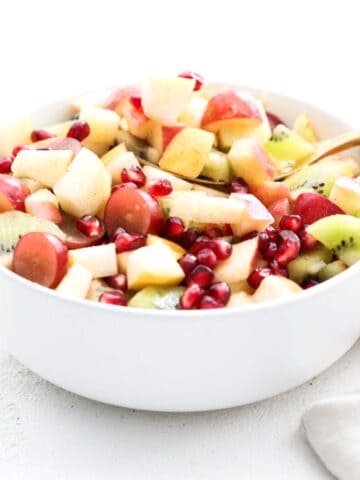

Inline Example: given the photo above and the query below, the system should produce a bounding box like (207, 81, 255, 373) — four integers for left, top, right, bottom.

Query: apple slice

(328, 176, 360, 215)
(141, 77, 195, 125)
(143, 165, 192, 192)
(214, 237, 259, 283)
(146, 122, 184, 154)
(0, 116, 32, 156)
(79, 106, 120, 156)
(56, 263, 93, 299)
(178, 95, 208, 128)
(12, 149, 74, 187)
(146, 234, 186, 260)
(159, 127, 214, 179)
(249, 181, 291, 207)
(70, 243, 117, 278)
(101, 143, 127, 165)
(126, 244, 185, 290)
(230, 193, 274, 236)
(252, 275, 302, 303)
(228, 138, 276, 185)
(293, 193, 344, 225)
(25, 188, 62, 224)
(0, 175, 30, 212)
(122, 101, 152, 140)
(54, 148, 111, 217)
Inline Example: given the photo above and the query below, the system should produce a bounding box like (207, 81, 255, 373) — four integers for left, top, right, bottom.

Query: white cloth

(302, 394, 360, 480)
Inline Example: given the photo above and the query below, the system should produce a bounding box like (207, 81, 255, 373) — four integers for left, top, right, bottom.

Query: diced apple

(146, 234, 186, 259)
(25, 188, 62, 224)
(106, 152, 140, 185)
(0, 116, 32, 156)
(159, 127, 215, 179)
(230, 193, 274, 236)
(178, 95, 208, 128)
(268, 197, 291, 228)
(122, 101, 152, 140)
(143, 165, 192, 192)
(227, 291, 254, 308)
(214, 237, 259, 283)
(56, 263, 93, 299)
(329, 176, 360, 215)
(71, 88, 114, 112)
(54, 148, 111, 217)
(21, 178, 44, 193)
(141, 77, 195, 125)
(0, 175, 30, 212)
(70, 243, 117, 278)
(293, 113, 317, 144)
(46, 120, 74, 137)
(228, 138, 276, 185)
(101, 143, 127, 165)
(79, 106, 120, 156)
(252, 275, 302, 303)
(12, 149, 73, 187)
(126, 244, 185, 290)
(249, 181, 291, 207)
(146, 122, 184, 154)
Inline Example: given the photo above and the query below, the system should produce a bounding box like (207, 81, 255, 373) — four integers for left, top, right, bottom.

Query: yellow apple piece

(79, 106, 120, 156)
(230, 193, 274, 236)
(126, 244, 185, 290)
(56, 263, 93, 299)
(0, 116, 32, 156)
(159, 127, 215, 179)
(146, 234, 186, 260)
(214, 237, 259, 283)
(252, 275, 302, 303)
(70, 243, 117, 278)
(101, 143, 127, 165)
(328, 176, 360, 215)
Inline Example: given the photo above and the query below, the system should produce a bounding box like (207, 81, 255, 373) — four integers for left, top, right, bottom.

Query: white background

(1, 0, 360, 478)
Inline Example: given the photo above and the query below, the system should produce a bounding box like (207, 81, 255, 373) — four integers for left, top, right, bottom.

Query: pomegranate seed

(262, 241, 278, 261)
(279, 214, 303, 233)
(274, 230, 301, 266)
(107, 273, 127, 291)
(199, 295, 222, 309)
(114, 229, 146, 253)
(204, 225, 223, 238)
(207, 282, 231, 305)
(0, 155, 13, 174)
(76, 215, 105, 238)
(301, 278, 319, 289)
(265, 225, 278, 242)
(148, 179, 173, 197)
(197, 248, 218, 269)
(121, 166, 146, 187)
(258, 232, 270, 253)
(180, 228, 200, 248)
(164, 216, 185, 239)
(180, 284, 204, 309)
(129, 95, 143, 111)
(212, 238, 232, 260)
(12, 144, 31, 157)
(228, 177, 249, 194)
(99, 290, 127, 306)
(179, 253, 198, 275)
(178, 71, 204, 91)
(112, 182, 138, 193)
(186, 265, 214, 288)
(299, 229, 318, 251)
(247, 267, 272, 289)
(31, 129, 55, 142)
(269, 260, 288, 277)
(67, 121, 90, 141)
(189, 235, 216, 255)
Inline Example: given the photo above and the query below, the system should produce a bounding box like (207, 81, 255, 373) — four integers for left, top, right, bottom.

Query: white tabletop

(1, 1, 360, 478)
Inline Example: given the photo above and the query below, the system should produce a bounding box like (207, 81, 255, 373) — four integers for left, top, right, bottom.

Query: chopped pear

(56, 263, 93, 299)
(146, 234, 186, 259)
(80, 106, 120, 156)
(230, 193, 273, 236)
(214, 237, 259, 283)
(101, 143, 127, 165)
(46, 120, 73, 137)
(70, 243, 117, 279)
(0, 116, 32, 156)
(252, 275, 302, 303)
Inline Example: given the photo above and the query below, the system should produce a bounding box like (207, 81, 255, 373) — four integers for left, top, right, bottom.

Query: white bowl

(0, 86, 359, 412)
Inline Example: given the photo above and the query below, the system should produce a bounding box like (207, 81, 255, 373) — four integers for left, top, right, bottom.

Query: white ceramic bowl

(0, 86, 359, 412)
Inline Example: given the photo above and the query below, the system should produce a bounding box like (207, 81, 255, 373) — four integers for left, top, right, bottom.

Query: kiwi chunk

(317, 260, 347, 281)
(128, 286, 185, 309)
(201, 149, 231, 182)
(307, 214, 360, 266)
(288, 247, 332, 283)
(285, 159, 354, 197)
(0, 211, 65, 256)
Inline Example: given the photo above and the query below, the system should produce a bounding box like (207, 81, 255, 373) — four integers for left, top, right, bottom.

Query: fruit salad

(0, 72, 359, 310)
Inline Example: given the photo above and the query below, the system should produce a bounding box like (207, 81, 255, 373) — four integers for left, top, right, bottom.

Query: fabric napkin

(302, 394, 360, 479)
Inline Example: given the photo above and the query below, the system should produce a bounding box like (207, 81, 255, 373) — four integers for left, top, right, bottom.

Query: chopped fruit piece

(103, 85, 140, 112)
(13, 232, 68, 288)
(201, 90, 262, 132)
(126, 244, 185, 290)
(0, 156, 13, 174)
(114, 229, 146, 253)
(249, 181, 291, 207)
(146, 234, 185, 260)
(252, 275, 302, 303)
(159, 127, 215, 179)
(199, 295, 222, 309)
(180, 284, 205, 309)
(106, 152, 140, 185)
(121, 166, 146, 187)
(67, 120, 90, 141)
(0, 175, 30, 212)
(76, 215, 104, 239)
(268, 198, 290, 229)
(129, 286, 185, 309)
(178, 71, 204, 91)
(279, 214, 303, 233)
(122, 100, 151, 140)
(143, 165, 192, 192)
(141, 77, 195, 125)
(25, 188, 62, 224)
(56, 263, 92, 299)
(0, 116, 32, 156)
(247, 267, 272, 289)
(104, 184, 164, 236)
(293, 113, 317, 144)
(79, 106, 120, 156)
(317, 260, 347, 281)
(274, 230, 300, 266)
(288, 247, 332, 283)
(230, 193, 274, 236)
(148, 178, 173, 197)
(207, 282, 231, 305)
(12, 149, 74, 188)
(227, 291, 253, 308)
(228, 177, 249, 194)
(201, 150, 231, 182)
(70, 243, 117, 278)
(228, 138, 276, 185)
(146, 123, 184, 154)
(45, 120, 74, 137)
(60, 214, 104, 249)
(307, 215, 360, 266)
(99, 290, 127, 306)
(328, 176, 360, 215)
(31, 129, 55, 142)
(54, 148, 111, 217)
(214, 237, 259, 283)
(178, 96, 208, 128)
(186, 264, 214, 288)
(101, 143, 127, 166)
(32, 136, 82, 155)
(116, 251, 131, 274)
(293, 193, 344, 225)
(266, 112, 285, 130)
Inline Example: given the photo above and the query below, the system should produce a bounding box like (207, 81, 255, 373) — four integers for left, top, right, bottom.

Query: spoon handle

(315, 129, 360, 161)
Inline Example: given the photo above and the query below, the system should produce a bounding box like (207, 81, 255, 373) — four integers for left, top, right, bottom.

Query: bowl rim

(0, 84, 358, 319)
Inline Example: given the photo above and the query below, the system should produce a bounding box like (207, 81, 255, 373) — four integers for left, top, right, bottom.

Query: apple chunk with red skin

(146, 122, 184, 153)
(229, 193, 274, 236)
(214, 237, 259, 284)
(0, 175, 30, 213)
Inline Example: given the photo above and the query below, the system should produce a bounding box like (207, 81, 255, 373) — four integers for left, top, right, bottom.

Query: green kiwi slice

(307, 214, 360, 266)
(287, 247, 332, 283)
(128, 286, 185, 309)
(317, 260, 347, 281)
